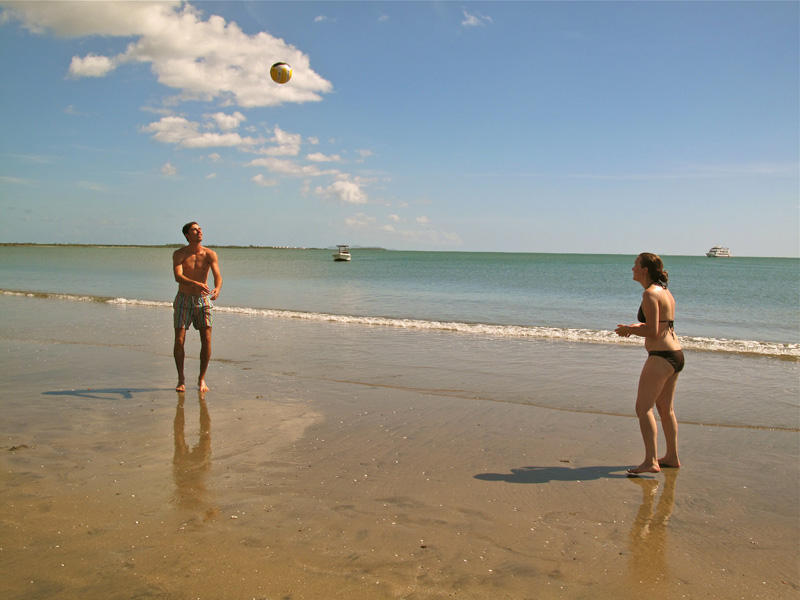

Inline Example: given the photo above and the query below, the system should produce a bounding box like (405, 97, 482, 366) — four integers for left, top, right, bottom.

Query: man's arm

(208, 249, 222, 299)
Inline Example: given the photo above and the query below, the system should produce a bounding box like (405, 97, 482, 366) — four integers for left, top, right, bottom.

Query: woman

(615, 253, 683, 474)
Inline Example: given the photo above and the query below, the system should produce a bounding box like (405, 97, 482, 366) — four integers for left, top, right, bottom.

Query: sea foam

(4, 289, 795, 360)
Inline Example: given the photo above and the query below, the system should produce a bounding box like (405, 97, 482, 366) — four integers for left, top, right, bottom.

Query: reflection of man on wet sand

(173, 221, 222, 392)
(173, 391, 212, 512)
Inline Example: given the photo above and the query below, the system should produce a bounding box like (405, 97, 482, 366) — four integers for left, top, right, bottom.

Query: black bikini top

(638, 304, 675, 329)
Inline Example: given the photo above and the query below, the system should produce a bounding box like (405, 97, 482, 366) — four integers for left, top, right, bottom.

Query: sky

(0, 1, 797, 256)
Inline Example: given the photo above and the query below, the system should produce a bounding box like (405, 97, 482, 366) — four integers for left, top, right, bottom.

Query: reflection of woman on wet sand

(627, 470, 677, 587)
(615, 253, 683, 475)
(173, 391, 212, 510)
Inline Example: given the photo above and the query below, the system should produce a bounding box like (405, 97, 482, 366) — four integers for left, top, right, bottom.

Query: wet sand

(1, 295, 798, 599)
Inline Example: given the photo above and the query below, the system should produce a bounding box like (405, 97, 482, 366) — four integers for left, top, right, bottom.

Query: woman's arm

(615, 289, 660, 338)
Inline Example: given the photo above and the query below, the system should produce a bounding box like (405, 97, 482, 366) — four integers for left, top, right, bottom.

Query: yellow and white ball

(270, 62, 292, 84)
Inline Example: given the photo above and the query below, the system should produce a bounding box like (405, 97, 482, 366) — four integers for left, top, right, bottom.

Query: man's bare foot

(176, 381, 186, 392)
(627, 461, 661, 475)
(198, 379, 210, 392)
(658, 457, 681, 468)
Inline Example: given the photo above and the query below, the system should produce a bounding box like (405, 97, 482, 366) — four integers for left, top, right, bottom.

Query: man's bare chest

(183, 252, 210, 273)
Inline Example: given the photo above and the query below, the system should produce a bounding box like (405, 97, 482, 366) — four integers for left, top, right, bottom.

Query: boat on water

(706, 245, 732, 257)
(333, 244, 351, 261)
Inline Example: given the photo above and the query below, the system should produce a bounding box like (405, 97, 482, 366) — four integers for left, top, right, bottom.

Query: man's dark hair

(182, 221, 198, 237)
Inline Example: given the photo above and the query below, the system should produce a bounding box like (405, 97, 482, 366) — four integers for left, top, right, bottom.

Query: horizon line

(0, 242, 796, 259)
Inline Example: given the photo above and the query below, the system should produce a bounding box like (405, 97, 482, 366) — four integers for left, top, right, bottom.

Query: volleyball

(270, 62, 292, 84)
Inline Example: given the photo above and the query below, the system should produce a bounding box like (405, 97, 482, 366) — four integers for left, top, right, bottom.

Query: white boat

(333, 244, 351, 261)
(706, 245, 732, 257)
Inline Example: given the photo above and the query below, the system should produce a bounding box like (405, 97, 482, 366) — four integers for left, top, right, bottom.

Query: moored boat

(706, 245, 732, 257)
(333, 244, 351, 261)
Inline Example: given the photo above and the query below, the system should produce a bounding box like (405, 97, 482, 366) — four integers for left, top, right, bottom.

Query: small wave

(108, 297, 172, 309)
(4, 288, 798, 359)
(1, 289, 172, 307)
(217, 306, 799, 358)
(2, 289, 117, 304)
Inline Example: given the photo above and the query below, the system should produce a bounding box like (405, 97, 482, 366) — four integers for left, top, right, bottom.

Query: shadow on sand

(474, 465, 636, 483)
(43, 387, 172, 400)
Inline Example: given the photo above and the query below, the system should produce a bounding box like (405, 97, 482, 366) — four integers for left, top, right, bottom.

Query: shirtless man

(172, 222, 222, 392)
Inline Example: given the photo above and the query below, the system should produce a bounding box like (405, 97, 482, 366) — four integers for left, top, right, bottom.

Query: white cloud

(2, 153, 54, 164)
(143, 115, 262, 148)
(247, 157, 338, 178)
(208, 152, 221, 162)
(252, 174, 277, 187)
(461, 9, 492, 27)
(396, 228, 462, 245)
(206, 172, 217, 179)
(63, 104, 86, 116)
(306, 152, 341, 163)
(68, 53, 115, 77)
(161, 162, 177, 176)
(0, 1, 181, 36)
(314, 15, 328, 23)
(141, 105, 173, 117)
(316, 179, 368, 204)
(3, 1, 332, 108)
(0, 175, 32, 185)
(683, 162, 798, 177)
(342, 209, 463, 246)
(76, 180, 108, 192)
(566, 162, 800, 181)
(345, 213, 375, 228)
(209, 111, 245, 130)
(262, 126, 302, 156)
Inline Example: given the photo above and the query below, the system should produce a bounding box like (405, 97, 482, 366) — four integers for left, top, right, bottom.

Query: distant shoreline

(0, 243, 796, 258)
(0, 243, 387, 251)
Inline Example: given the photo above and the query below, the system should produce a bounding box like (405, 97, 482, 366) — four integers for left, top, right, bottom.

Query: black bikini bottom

(648, 350, 685, 373)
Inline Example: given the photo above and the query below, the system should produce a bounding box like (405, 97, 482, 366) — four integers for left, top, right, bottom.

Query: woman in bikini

(615, 252, 683, 475)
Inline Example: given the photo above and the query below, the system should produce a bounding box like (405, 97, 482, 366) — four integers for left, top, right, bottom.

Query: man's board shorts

(173, 292, 213, 330)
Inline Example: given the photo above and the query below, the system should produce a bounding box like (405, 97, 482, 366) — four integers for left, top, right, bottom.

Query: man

(172, 221, 222, 392)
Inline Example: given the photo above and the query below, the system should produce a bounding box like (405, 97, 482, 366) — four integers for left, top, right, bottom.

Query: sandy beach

(1, 295, 798, 599)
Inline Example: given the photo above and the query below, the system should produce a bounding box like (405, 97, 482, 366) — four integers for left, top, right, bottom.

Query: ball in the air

(270, 62, 292, 84)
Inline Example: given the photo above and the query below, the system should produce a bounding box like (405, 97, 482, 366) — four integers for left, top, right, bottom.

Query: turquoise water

(1, 246, 798, 357)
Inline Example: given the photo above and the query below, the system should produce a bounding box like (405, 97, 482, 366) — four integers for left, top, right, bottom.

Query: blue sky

(0, 1, 797, 256)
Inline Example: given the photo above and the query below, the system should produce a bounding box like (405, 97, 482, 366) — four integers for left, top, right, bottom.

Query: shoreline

(3, 288, 799, 360)
(1, 295, 798, 598)
(3, 243, 799, 258)
(0, 242, 325, 250)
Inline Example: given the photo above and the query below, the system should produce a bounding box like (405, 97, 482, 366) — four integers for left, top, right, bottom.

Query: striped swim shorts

(173, 292, 213, 330)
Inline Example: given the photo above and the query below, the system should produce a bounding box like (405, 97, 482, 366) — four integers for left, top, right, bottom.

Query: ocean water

(0, 245, 798, 358)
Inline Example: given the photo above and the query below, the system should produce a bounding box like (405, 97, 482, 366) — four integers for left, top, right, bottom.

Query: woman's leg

(656, 373, 680, 467)
(629, 357, 673, 474)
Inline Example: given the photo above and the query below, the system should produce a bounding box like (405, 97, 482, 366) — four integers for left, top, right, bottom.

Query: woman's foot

(627, 461, 661, 475)
(198, 379, 210, 392)
(658, 457, 680, 469)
